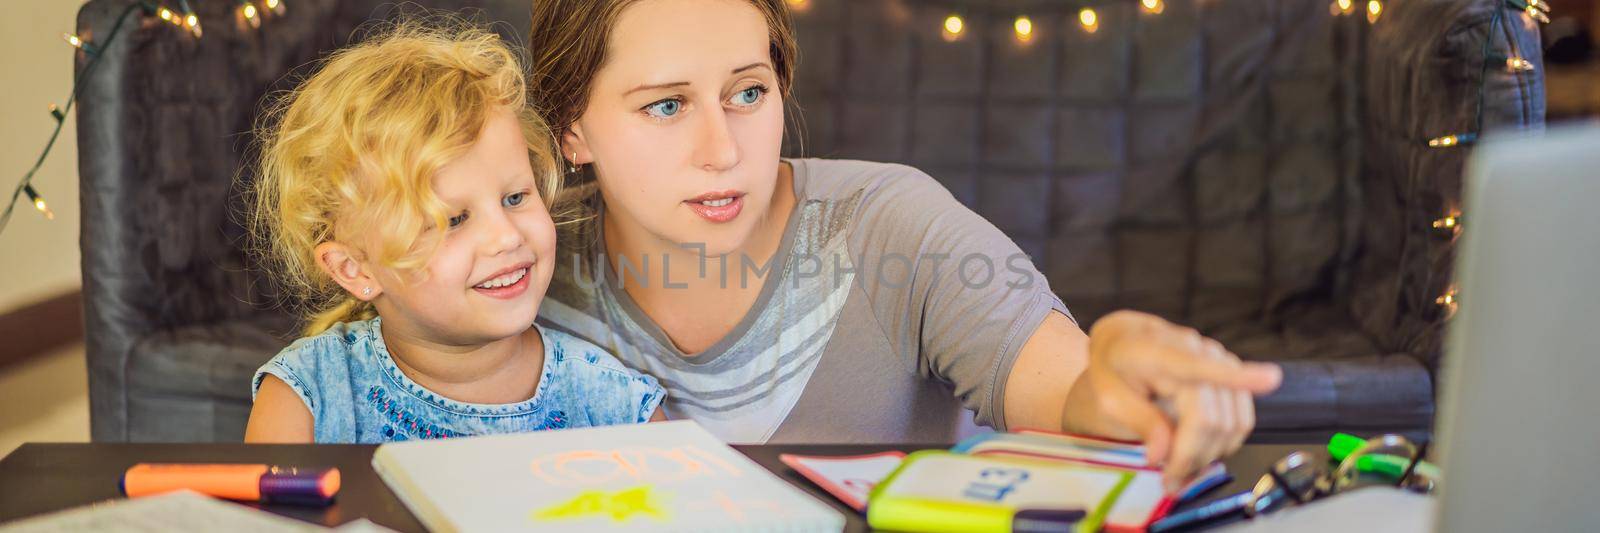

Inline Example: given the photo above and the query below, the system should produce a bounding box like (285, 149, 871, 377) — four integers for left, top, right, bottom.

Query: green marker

(1327, 433, 1441, 480)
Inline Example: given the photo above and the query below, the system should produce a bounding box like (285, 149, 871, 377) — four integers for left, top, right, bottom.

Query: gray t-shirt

(537, 158, 1071, 444)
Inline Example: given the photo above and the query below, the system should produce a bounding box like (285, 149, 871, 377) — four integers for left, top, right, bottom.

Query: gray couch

(76, 0, 1543, 442)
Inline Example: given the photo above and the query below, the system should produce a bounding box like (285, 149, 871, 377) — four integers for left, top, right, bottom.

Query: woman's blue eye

(644, 99, 683, 119)
(503, 192, 527, 208)
(448, 212, 469, 228)
(732, 86, 766, 106)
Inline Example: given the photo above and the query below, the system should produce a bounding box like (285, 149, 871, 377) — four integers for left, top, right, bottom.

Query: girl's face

(369, 108, 558, 346)
(565, 0, 785, 256)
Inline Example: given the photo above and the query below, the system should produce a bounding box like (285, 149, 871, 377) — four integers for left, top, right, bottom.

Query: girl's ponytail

(304, 296, 377, 336)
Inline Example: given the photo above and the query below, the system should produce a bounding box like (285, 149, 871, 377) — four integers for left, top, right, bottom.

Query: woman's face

(566, 0, 785, 257)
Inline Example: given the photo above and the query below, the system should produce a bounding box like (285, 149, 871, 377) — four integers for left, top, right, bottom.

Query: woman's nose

(694, 107, 740, 173)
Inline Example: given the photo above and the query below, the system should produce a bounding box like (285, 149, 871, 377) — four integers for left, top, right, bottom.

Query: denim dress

(251, 317, 666, 443)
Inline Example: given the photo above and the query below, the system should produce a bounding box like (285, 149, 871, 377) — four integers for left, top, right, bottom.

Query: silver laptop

(1433, 124, 1600, 532)
(1218, 126, 1600, 533)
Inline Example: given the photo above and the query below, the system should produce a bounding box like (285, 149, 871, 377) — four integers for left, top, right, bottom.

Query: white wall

(0, 1, 83, 313)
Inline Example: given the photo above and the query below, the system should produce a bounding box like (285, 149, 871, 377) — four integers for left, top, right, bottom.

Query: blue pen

(1177, 472, 1233, 503)
(1147, 489, 1252, 533)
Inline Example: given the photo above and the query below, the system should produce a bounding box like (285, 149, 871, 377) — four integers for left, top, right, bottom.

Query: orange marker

(121, 464, 340, 506)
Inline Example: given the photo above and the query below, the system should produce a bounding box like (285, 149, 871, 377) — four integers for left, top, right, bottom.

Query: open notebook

(371, 421, 844, 532)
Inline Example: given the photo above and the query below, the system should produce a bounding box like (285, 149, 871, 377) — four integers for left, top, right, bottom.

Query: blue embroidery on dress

(543, 410, 568, 429)
(367, 386, 461, 439)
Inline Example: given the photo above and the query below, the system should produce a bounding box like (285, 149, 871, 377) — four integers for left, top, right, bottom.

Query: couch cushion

(125, 318, 293, 441)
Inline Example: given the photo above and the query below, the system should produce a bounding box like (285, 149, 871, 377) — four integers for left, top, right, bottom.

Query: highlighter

(121, 463, 340, 506)
(1327, 433, 1441, 480)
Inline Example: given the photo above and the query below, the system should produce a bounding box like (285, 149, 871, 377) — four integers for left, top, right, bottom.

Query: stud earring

(362, 287, 372, 296)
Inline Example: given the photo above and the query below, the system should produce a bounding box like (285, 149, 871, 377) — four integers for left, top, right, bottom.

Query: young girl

(244, 21, 665, 443)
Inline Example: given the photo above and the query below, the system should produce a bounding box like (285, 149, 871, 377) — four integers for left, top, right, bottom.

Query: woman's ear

(314, 241, 383, 301)
(561, 123, 592, 166)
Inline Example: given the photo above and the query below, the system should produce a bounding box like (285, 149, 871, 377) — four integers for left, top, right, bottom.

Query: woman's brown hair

(525, 0, 799, 137)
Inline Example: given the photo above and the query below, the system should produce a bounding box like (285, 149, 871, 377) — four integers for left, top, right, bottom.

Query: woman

(526, 0, 1281, 491)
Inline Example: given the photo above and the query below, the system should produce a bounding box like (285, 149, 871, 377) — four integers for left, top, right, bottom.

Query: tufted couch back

(75, 0, 1542, 441)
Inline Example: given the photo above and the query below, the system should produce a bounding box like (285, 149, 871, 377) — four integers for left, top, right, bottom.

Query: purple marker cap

(259, 466, 340, 506)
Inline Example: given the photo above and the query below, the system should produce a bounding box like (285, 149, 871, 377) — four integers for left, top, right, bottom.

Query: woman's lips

(684, 191, 745, 223)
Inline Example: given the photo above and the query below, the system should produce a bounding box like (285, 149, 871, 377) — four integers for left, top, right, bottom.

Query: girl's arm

(244, 375, 314, 443)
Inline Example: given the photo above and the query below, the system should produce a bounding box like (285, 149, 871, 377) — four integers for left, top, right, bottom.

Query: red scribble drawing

(530, 446, 745, 486)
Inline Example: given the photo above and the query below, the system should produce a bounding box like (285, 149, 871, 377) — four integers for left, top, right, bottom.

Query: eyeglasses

(1243, 434, 1437, 518)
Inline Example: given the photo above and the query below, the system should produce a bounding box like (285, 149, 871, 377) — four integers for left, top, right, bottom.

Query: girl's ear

(561, 123, 593, 167)
(314, 241, 383, 301)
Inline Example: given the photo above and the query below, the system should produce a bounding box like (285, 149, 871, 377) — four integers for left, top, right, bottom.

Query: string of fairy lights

(782, 0, 1542, 317)
(0, 0, 287, 235)
(7, 0, 1545, 315)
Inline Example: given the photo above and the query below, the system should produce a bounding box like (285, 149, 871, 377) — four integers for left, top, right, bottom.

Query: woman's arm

(833, 160, 1278, 490)
(1005, 310, 1281, 492)
(244, 375, 315, 443)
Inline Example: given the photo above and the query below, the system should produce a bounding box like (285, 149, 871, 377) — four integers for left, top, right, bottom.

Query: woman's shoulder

(790, 158, 971, 243)
(790, 158, 949, 203)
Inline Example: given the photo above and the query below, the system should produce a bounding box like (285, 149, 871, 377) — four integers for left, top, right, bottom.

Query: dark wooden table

(0, 442, 1311, 531)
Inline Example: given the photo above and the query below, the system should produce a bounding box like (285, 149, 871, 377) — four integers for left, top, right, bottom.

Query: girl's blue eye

(732, 86, 766, 107)
(644, 98, 683, 119)
(503, 192, 527, 208)
(448, 212, 469, 228)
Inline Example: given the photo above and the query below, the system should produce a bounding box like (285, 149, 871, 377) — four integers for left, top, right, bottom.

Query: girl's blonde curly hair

(251, 17, 571, 336)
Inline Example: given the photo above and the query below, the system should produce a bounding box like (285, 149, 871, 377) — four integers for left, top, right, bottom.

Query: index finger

(1121, 337, 1283, 394)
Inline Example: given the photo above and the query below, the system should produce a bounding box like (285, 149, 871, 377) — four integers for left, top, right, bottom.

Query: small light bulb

(267, 0, 286, 16)
(1505, 57, 1534, 72)
(186, 13, 198, 27)
(1014, 16, 1033, 41)
(1429, 134, 1464, 147)
(62, 33, 84, 49)
(23, 186, 54, 220)
(159, 8, 174, 21)
(1079, 8, 1099, 33)
(1436, 288, 1458, 308)
(1142, 0, 1165, 15)
(48, 103, 65, 122)
(241, 3, 261, 28)
(943, 15, 964, 36)
(1366, 0, 1382, 23)
(785, 0, 809, 12)
(1524, 6, 1549, 23)
(1432, 216, 1459, 229)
